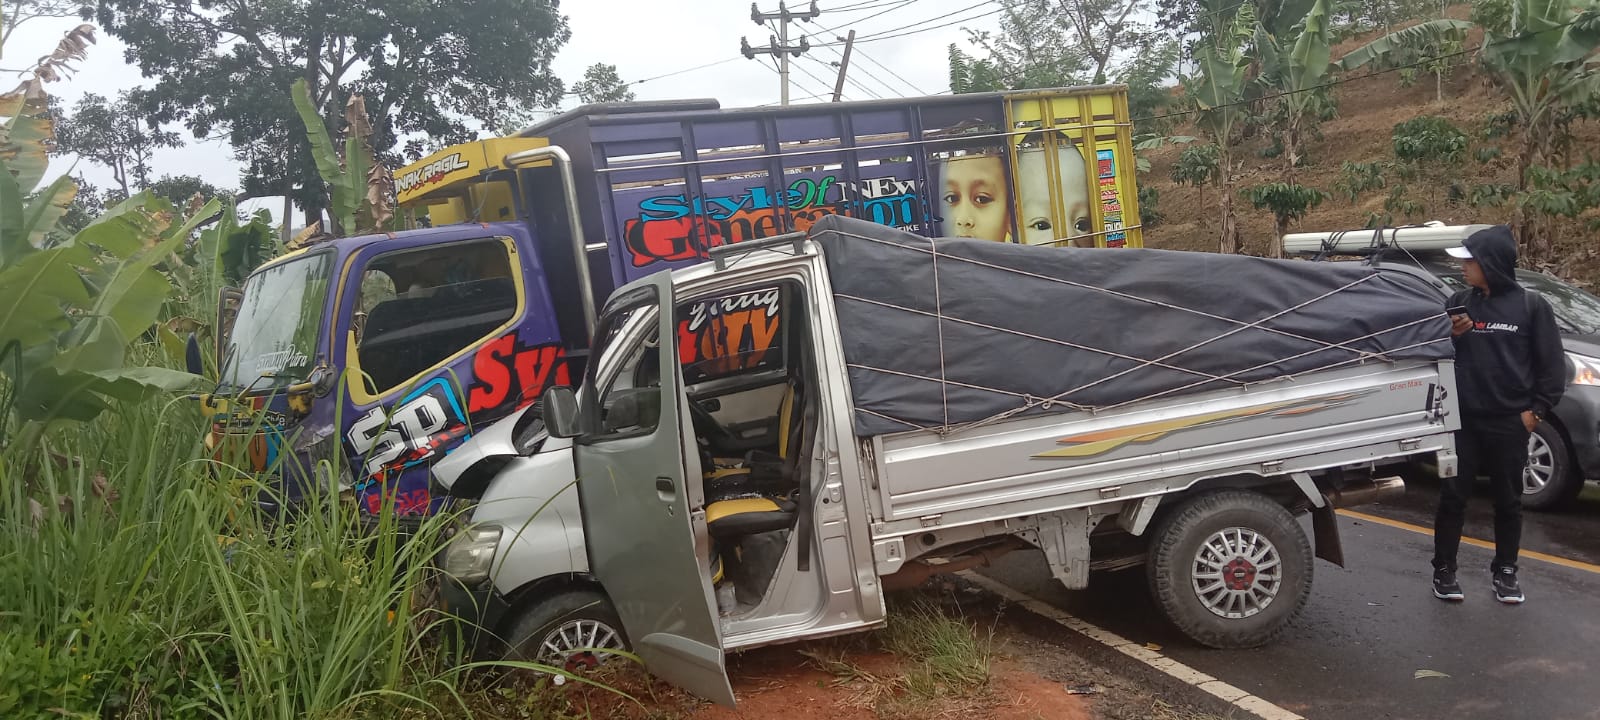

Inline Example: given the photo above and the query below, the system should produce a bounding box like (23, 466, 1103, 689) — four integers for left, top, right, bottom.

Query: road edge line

(1335, 508, 1600, 575)
(958, 570, 1305, 720)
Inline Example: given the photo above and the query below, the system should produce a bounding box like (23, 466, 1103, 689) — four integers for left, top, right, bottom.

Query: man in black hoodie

(1434, 225, 1565, 604)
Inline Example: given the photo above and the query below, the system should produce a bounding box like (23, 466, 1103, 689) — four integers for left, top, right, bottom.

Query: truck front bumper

(438, 577, 513, 659)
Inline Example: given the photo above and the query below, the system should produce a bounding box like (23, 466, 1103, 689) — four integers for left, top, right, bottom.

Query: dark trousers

(1433, 413, 1528, 573)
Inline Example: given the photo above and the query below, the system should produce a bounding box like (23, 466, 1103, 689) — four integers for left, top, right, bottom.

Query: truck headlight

(441, 525, 503, 585)
(1571, 353, 1600, 386)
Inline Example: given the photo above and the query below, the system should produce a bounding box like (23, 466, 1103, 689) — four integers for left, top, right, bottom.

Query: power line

(822, 0, 912, 12)
(820, 41, 903, 96)
(745, 2, 822, 105)
(766, 53, 834, 102)
(856, 0, 999, 38)
(616, 0, 1002, 92)
(821, 1, 1008, 46)
(792, 54, 861, 100)
(608, 0, 1345, 102)
(854, 46, 929, 95)
(624, 57, 741, 88)
(759, 91, 840, 106)
(819, 42, 904, 97)
(806, 0, 920, 39)
(800, 52, 884, 99)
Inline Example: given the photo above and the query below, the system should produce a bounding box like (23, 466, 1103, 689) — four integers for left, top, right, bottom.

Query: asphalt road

(977, 481, 1600, 720)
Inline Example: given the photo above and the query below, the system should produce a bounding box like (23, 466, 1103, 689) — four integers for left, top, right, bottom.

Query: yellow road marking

(1337, 508, 1600, 576)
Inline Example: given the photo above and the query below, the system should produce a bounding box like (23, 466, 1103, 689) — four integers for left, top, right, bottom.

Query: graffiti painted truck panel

(206, 87, 1144, 517)
(533, 86, 1144, 289)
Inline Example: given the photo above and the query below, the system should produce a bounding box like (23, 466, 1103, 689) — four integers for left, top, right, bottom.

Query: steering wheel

(688, 398, 741, 450)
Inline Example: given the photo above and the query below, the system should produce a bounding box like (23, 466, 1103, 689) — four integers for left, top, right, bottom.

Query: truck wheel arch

(494, 573, 615, 646)
(1158, 473, 1306, 518)
(500, 573, 609, 629)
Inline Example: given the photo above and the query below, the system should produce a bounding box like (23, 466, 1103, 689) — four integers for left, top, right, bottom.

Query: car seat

(703, 379, 805, 541)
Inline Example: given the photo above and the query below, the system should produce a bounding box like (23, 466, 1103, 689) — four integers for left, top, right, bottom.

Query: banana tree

(0, 99, 213, 440)
(1233, 0, 1339, 257)
(1253, 0, 1337, 178)
(290, 79, 392, 237)
(1340, 1, 1600, 259)
(1187, 0, 1256, 254)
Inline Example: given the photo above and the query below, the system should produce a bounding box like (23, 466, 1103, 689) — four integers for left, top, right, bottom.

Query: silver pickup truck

(432, 216, 1459, 706)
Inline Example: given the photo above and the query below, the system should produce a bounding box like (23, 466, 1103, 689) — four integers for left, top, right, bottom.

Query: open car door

(572, 276, 735, 706)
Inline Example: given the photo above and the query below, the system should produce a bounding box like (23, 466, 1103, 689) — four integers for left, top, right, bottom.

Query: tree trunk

(281, 193, 293, 247)
(1277, 119, 1299, 261)
(1220, 188, 1239, 254)
(1284, 116, 1303, 172)
(1217, 150, 1240, 255)
(1515, 122, 1552, 263)
(112, 159, 129, 199)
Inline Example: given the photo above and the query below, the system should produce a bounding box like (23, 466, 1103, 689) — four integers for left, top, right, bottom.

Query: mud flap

(1311, 502, 1345, 567)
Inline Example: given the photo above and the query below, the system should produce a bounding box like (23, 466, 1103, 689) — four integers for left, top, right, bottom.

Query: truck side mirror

(185, 333, 204, 376)
(542, 385, 581, 438)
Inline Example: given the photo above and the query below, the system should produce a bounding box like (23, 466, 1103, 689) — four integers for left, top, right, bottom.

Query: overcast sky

(5, 0, 1000, 223)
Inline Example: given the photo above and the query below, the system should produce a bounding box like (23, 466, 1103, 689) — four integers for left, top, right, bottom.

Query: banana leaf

(0, 90, 54, 193)
(1337, 20, 1472, 71)
(23, 174, 78, 250)
(0, 244, 92, 349)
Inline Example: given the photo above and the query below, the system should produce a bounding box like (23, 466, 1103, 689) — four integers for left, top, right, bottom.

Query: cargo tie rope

(826, 228, 1453, 437)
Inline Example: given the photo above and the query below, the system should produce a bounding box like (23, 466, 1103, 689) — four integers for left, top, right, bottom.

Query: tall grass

(881, 595, 993, 694)
(0, 387, 470, 718)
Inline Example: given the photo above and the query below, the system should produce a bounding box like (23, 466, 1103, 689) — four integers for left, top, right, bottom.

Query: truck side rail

(863, 359, 1457, 540)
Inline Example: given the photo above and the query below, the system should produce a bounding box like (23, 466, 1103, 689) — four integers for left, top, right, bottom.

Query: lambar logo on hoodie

(1473, 321, 1519, 333)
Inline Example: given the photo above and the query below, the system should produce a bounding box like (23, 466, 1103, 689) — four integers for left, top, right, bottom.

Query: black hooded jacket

(1449, 225, 1566, 417)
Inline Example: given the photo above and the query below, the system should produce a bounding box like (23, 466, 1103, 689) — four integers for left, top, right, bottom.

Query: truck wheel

(1146, 490, 1312, 649)
(504, 590, 629, 674)
(1522, 421, 1583, 511)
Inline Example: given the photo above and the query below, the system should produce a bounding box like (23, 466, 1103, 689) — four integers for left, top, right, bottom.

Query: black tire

(503, 590, 629, 673)
(1522, 421, 1584, 511)
(1146, 490, 1312, 649)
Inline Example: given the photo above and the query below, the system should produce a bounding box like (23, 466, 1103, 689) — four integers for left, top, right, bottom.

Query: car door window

(676, 285, 786, 385)
(585, 292, 663, 439)
(353, 238, 520, 394)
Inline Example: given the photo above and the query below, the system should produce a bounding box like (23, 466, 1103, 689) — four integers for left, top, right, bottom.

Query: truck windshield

(221, 251, 333, 391)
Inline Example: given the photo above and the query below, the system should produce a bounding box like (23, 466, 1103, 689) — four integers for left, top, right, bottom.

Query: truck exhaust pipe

(1324, 476, 1406, 509)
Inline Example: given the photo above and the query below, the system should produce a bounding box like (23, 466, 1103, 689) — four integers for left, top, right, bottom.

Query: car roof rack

(1282, 222, 1495, 257)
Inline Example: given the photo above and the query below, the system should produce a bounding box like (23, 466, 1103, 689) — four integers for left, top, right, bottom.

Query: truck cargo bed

(866, 359, 1456, 538)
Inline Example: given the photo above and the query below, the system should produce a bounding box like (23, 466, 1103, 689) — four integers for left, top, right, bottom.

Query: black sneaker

(1432, 567, 1464, 601)
(1493, 567, 1525, 604)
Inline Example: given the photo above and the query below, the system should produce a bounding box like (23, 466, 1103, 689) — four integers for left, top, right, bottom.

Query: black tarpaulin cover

(805, 215, 1454, 437)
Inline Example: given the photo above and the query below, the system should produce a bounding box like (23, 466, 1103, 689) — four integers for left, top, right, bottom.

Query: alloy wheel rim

(1524, 432, 1554, 495)
(1191, 527, 1282, 619)
(537, 619, 624, 673)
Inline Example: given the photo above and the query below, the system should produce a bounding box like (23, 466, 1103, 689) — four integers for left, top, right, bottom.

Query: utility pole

(830, 30, 856, 102)
(741, 1, 820, 105)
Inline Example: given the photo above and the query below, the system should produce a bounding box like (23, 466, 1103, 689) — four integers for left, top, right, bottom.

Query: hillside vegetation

(1139, 4, 1600, 283)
